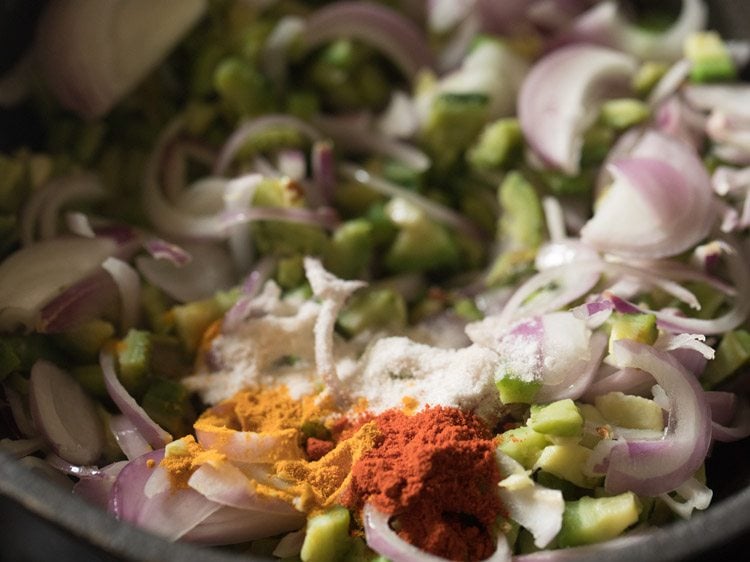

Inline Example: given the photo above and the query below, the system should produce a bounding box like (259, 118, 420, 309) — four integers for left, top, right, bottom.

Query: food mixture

(1, 0, 750, 560)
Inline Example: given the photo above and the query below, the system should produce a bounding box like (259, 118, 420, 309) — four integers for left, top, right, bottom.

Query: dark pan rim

(2, 447, 750, 562)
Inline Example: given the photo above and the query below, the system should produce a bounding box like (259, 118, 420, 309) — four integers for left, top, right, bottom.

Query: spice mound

(343, 406, 504, 562)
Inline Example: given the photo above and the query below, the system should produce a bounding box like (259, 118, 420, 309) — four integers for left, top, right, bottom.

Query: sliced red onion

(74, 460, 127, 509)
(100, 351, 172, 449)
(315, 116, 430, 172)
(706, 391, 737, 426)
(562, 0, 707, 62)
(584, 367, 657, 401)
(182, 505, 303, 545)
(45, 452, 105, 479)
(221, 205, 340, 232)
(310, 140, 336, 206)
(223, 173, 264, 273)
(188, 461, 303, 516)
(518, 45, 637, 175)
(194, 423, 301, 464)
(659, 476, 712, 519)
(34, 0, 207, 118)
(110, 449, 221, 541)
(102, 257, 141, 333)
(535, 240, 600, 271)
(301, 1, 433, 81)
(38, 270, 118, 334)
(603, 340, 712, 496)
(582, 130, 717, 259)
(214, 115, 321, 176)
(0, 236, 117, 331)
(39, 173, 106, 240)
(0, 437, 44, 458)
(706, 111, 750, 152)
(535, 331, 608, 402)
(377, 91, 420, 139)
(109, 415, 152, 461)
(716, 167, 748, 200)
(495, 260, 603, 326)
(3, 384, 37, 437)
(221, 258, 276, 332)
(711, 395, 750, 442)
(66, 211, 97, 238)
(137, 241, 235, 304)
(261, 15, 305, 88)
(683, 84, 750, 118)
(28, 359, 104, 465)
(570, 298, 615, 329)
(277, 149, 306, 182)
(340, 164, 482, 241)
(541, 196, 566, 242)
(18, 455, 76, 490)
(273, 529, 306, 558)
(654, 96, 705, 149)
(363, 503, 512, 562)
(143, 238, 192, 266)
(496, 451, 564, 549)
(427, 0, 474, 33)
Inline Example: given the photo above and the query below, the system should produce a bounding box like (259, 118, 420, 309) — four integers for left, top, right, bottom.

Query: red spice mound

(342, 406, 504, 562)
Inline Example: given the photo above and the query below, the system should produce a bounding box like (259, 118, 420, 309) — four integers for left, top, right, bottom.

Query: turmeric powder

(159, 385, 380, 514)
(159, 435, 226, 488)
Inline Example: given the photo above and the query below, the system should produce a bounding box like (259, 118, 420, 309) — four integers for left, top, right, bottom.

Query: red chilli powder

(342, 406, 504, 562)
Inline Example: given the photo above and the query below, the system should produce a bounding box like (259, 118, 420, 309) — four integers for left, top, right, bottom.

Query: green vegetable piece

(141, 284, 172, 335)
(608, 312, 658, 353)
(70, 365, 108, 400)
(383, 200, 460, 274)
(116, 330, 152, 397)
(337, 288, 406, 337)
(599, 99, 650, 130)
(141, 378, 195, 438)
(534, 445, 598, 489)
(498, 171, 543, 249)
(581, 125, 615, 166)
(495, 376, 540, 404)
(485, 247, 537, 287)
(632, 61, 669, 97)
(557, 493, 641, 547)
(579, 404, 611, 449)
(453, 298, 482, 322)
(541, 168, 596, 196)
(287, 91, 320, 119)
(422, 93, 489, 170)
(214, 57, 273, 116)
(276, 255, 306, 289)
(300, 506, 351, 562)
(54, 319, 115, 362)
(496, 426, 550, 470)
(702, 329, 750, 389)
(0, 339, 21, 381)
(685, 31, 737, 83)
(325, 219, 373, 279)
(528, 399, 584, 437)
(0, 154, 25, 213)
(467, 118, 523, 171)
(0, 335, 64, 374)
(171, 297, 223, 354)
(594, 392, 664, 431)
(183, 101, 217, 136)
